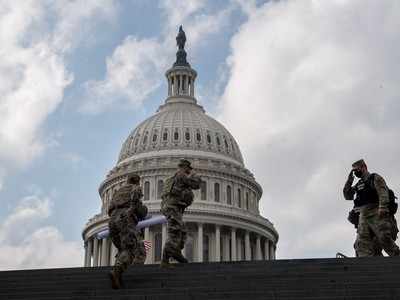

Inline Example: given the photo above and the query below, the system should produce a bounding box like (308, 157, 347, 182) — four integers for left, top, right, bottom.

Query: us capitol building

(82, 28, 278, 267)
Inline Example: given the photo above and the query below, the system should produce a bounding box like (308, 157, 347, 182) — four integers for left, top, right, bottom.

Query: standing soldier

(108, 174, 148, 289)
(343, 159, 399, 257)
(160, 159, 201, 267)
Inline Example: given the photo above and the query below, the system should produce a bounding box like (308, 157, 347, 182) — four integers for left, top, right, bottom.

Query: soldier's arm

(373, 174, 389, 211)
(184, 173, 201, 189)
(343, 178, 355, 200)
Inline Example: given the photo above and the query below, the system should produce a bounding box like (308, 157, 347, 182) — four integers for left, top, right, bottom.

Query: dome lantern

(165, 26, 197, 102)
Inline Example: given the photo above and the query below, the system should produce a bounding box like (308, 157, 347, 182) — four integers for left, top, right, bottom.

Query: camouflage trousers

(109, 209, 145, 273)
(161, 205, 187, 258)
(355, 212, 400, 257)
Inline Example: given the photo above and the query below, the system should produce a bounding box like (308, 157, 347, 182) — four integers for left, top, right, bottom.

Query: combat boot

(174, 252, 189, 264)
(108, 268, 123, 289)
(160, 249, 175, 269)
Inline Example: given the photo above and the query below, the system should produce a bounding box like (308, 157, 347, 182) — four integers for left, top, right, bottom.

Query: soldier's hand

(347, 169, 354, 183)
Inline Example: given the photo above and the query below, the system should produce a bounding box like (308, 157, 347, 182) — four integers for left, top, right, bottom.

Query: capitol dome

(82, 27, 278, 267)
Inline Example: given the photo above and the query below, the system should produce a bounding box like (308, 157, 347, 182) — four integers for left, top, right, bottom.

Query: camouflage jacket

(343, 172, 390, 214)
(163, 171, 201, 208)
(108, 184, 147, 221)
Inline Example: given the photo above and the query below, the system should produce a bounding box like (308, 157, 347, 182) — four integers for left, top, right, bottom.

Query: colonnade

(84, 223, 276, 267)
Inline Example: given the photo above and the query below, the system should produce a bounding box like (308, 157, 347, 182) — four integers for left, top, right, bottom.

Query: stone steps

(0, 257, 399, 300)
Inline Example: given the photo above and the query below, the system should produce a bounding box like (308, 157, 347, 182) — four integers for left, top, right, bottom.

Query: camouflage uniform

(160, 161, 201, 265)
(108, 181, 148, 282)
(344, 172, 400, 257)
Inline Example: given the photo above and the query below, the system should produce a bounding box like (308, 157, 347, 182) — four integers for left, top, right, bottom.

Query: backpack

(370, 174, 398, 215)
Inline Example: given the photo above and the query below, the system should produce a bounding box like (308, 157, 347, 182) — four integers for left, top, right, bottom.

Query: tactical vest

(354, 175, 379, 208)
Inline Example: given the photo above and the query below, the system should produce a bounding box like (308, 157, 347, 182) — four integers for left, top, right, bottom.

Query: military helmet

(178, 159, 193, 170)
(352, 159, 366, 168)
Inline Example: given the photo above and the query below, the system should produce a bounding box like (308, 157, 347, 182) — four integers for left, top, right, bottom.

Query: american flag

(144, 240, 152, 254)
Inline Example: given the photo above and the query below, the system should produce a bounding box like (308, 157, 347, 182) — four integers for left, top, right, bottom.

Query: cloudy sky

(1, 0, 399, 270)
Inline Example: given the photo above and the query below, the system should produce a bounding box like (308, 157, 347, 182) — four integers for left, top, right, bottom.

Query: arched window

(154, 232, 162, 262)
(152, 133, 158, 142)
(216, 136, 221, 146)
(174, 130, 179, 141)
(214, 183, 220, 202)
(206, 133, 211, 143)
(237, 188, 241, 208)
(185, 130, 190, 141)
(144, 181, 150, 201)
(157, 180, 164, 199)
(200, 180, 207, 200)
(227, 185, 232, 205)
(246, 192, 249, 210)
(196, 131, 201, 142)
(163, 130, 168, 141)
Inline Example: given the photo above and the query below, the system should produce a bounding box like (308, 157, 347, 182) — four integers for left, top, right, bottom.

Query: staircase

(0, 257, 399, 300)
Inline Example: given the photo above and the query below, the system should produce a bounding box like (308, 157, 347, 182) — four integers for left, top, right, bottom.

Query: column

(84, 242, 88, 267)
(174, 75, 178, 95)
(271, 244, 276, 260)
(162, 223, 167, 250)
(264, 240, 270, 260)
(256, 236, 262, 260)
(144, 227, 151, 264)
(245, 231, 251, 261)
(86, 238, 93, 267)
(110, 243, 118, 265)
(93, 238, 99, 267)
(185, 75, 189, 95)
(215, 225, 221, 262)
(230, 228, 236, 261)
(101, 238, 109, 266)
(197, 223, 203, 262)
(191, 78, 195, 97)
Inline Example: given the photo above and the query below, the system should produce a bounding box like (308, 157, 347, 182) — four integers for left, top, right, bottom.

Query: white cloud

(82, 0, 234, 114)
(0, 195, 82, 270)
(219, 0, 400, 258)
(82, 37, 166, 114)
(0, 1, 117, 185)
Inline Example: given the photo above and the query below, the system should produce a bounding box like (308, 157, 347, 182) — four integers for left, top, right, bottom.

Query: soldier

(108, 174, 148, 289)
(160, 159, 201, 268)
(343, 159, 399, 257)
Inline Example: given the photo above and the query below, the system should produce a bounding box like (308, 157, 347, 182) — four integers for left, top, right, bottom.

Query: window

(200, 181, 207, 200)
(238, 188, 241, 208)
(152, 134, 157, 142)
(216, 136, 221, 146)
(154, 232, 162, 262)
(144, 181, 150, 201)
(246, 192, 249, 210)
(227, 185, 232, 205)
(224, 138, 229, 149)
(163, 130, 168, 141)
(206, 133, 211, 143)
(214, 183, 220, 202)
(185, 131, 190, 141)
(196, 132, 201, 142)
(143, 134, 148, 144)
(174, 130, 179, 141)
(157, 180, 164, 199)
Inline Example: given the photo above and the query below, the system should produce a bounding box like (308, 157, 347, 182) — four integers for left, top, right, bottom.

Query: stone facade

(82, 30, 278, 266)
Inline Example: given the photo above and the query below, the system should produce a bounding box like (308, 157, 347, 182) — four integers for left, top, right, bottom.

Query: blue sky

(1, 0, 400, 269)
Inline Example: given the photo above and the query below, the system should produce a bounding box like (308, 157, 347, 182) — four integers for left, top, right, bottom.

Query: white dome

(118, 97, 244, 166)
